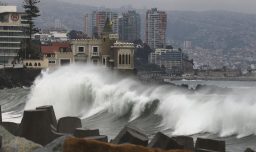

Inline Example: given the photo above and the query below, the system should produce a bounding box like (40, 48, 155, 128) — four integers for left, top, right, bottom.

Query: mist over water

(24, 64, 256, 139)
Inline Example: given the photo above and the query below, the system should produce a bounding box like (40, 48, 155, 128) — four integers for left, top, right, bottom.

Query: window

(60, 59, 70, 65)
(26, 63, 28, 66)
(49, 61, 56, 64)
(122, 54, 125, 64)
(34, 63, 37, 66)
(93, 47, 98, 53)
(38, 63, 41, 66)
(128, 55, 131, 64)
(29, 63, 32, 66)
(125, 55, 128, 64)
(119, 54, 121, 64)
(78, 46, 84, 52)
(103, 58, 106, 65)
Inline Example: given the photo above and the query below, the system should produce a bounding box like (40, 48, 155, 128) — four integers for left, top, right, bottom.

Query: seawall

(0, 68, 41, 89)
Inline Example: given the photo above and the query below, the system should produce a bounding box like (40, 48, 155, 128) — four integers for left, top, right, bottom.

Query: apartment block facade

(84, 10, 118, 38)
(145, 8, 167, 49)
(0, 6, 29, 65)
(118, 10, 141, 42)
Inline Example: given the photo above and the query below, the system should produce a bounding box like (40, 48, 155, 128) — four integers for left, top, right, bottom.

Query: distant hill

(167, 11, 256, 50)
(4, 0, 256, 50)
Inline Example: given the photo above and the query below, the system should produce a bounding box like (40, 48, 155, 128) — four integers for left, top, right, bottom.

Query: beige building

(71, 39, 102, 64)
(112, 42, 135, 70)
(71, 34, 135, 71)
(41, 42, 74, 68)
(23, 58, 49, 69)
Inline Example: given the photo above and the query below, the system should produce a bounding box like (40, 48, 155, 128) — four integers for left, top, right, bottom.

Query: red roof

(41, 42, 71, 54)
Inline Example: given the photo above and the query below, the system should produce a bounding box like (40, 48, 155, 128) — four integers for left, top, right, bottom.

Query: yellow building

(111, 41, 135, 70)
(23, 58, 49, 69)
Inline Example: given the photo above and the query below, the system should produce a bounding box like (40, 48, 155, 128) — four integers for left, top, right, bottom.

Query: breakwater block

(84, 135, 108, 142)
(63, 137, 190, 152)
(148, 132, 183, 150)
(172, 136, 194, 151)
(19, 109, 62, 146)
(36, 105, 57, 129)
(1, 122, 19, 136)
(195, 138, 225, 152)
(57, 117, 82, 134)
(245, 148, 255, 152)
(111, 126, 148, 146)
(73, 128, 100, 138)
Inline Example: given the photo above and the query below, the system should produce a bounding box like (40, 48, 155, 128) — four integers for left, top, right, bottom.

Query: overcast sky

(60, 0, 256, 14)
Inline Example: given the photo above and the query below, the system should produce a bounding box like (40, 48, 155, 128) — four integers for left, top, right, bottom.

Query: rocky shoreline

(0, 68, 41, 89)
(0, 105, 254, 152)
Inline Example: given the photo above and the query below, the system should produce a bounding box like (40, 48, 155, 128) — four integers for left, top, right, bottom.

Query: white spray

(25, 64, 256, 138)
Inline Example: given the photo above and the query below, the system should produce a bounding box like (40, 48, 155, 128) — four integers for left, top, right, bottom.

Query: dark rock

(0, 68, 41, 89)
(245, 148, 255, 152)
(36, 105, 58, 129)
(1, 122, 19, 136)
(172, 136, 194, 151)
(111, 126, 148, 146)
(73, 128, 100, 138)
(19, 109, 62, 146)
(84, 135, 108, 142)
(34, 135, 72, 152)
(148, 132, 183, 150)
(1, 126, 42, 151)
(57, 117, 82, 134)
(195, 138, 225, 152)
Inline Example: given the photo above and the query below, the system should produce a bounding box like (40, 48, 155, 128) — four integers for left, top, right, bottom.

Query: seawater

(1, 64, 256, 151)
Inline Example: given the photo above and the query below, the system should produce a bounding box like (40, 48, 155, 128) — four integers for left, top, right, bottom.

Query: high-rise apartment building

(145, 8, 167, 49)
(118, 10, 141, 42)
(84, 10, 118, 38)
(0, 6, 28, 65)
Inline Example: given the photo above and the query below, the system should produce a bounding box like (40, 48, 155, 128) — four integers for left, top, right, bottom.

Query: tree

(23, 0, 40, 59)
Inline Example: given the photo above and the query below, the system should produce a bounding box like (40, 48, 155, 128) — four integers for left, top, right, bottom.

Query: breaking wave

(25, 64, 256, 138)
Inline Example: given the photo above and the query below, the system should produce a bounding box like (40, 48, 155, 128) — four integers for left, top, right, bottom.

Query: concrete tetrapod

(73, 128, 100, 138)
(111, 126, 148, 146)
(172, 136, 194, 151)
(1, 122, 19, 136)
(148, 132, 183, 150)
(36, 105, 58, 129)
(19, 109, 62, 146)
(57, 116, 82, 134)
(195, 138, 225, 152)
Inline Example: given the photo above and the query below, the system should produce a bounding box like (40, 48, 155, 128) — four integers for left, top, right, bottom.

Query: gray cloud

(60, 0, 256, 14)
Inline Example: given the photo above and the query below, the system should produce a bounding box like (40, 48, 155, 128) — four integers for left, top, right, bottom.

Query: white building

(0, 6, 29, 65)
(145, 8, 167, 49)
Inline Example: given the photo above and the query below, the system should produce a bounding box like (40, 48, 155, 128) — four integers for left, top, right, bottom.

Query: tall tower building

(84, 10, 118, 38)
(0, 6, 29, 65)
(145, 8, 167, 49)
(118, 10, 141, 42)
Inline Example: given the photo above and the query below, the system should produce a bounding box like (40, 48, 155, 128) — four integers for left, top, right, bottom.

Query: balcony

(0, 53, 18, 57)
(92, 52, 99, 56)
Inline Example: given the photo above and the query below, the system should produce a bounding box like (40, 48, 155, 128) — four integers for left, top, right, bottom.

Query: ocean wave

(24, 64, 256, 138)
